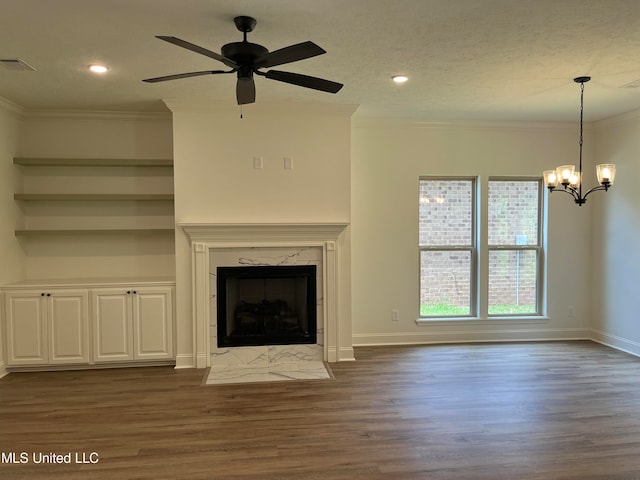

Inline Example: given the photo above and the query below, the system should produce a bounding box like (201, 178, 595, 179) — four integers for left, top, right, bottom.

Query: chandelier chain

(578, 80, 585, 197)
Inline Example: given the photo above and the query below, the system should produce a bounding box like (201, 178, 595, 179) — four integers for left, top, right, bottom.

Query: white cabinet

(2, 280, 174, 370)
(5, 289, 90, 366)
(91, 289, 133, 362)
(132, 287, 174, 361)
(92, 286, 173, 363)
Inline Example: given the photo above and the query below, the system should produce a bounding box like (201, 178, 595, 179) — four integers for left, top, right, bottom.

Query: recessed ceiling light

(392, 74, 409, 84)
(89, 64, 109, 74)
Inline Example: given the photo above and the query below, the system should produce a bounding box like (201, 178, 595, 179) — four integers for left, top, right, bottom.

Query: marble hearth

(181, 223, 351, 369)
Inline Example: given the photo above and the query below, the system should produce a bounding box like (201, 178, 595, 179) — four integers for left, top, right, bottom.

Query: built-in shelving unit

(11, 156, 176, 280)
(3, 127, 178, 372)
(13, 157, 175, 236)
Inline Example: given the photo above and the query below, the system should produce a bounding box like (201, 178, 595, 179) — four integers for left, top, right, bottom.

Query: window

(419, 178, 476, 317)
(419, 177, 544, 319)
(488, 179, 541, 315)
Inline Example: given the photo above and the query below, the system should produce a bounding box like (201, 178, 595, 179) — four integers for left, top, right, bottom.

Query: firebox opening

(217, 265, 317, 347)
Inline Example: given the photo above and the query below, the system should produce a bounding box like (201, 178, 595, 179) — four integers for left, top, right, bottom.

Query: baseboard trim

(0, 362, 7, 379)
(174, 354, 196, 369)
(6, 360, 175, 373)
(352, 329, 640, 360)
(590, 329, 640, 358)
(352, 328, 591, 347)
(338, 346, 356, 362)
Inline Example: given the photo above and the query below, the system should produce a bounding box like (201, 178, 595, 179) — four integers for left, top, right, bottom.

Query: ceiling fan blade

(156, 36, 238, 68)
(237, 77, 256, 105)
(254, 41, 326, 69)
(264, 70, 343, 93)
(142, 70, 229, 83)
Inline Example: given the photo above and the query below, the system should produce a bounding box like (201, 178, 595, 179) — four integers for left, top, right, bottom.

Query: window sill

(416, 316, 550, 326)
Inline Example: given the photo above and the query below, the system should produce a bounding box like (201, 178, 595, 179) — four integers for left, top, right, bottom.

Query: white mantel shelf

(179, 223, 349, 243)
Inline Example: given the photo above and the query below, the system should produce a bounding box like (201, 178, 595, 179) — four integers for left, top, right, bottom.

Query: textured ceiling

(2, 0, 640, 121)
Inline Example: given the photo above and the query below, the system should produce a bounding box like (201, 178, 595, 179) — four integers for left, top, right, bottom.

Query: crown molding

(0, 96, 25, 115)
(21, 109, 172, 121)
(594, 107, 640, 129)
(164, 99, 358, 117)
(351, 115, 581, 131)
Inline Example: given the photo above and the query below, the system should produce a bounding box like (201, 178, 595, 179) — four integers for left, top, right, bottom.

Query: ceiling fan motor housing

(221, 42, 268, 66)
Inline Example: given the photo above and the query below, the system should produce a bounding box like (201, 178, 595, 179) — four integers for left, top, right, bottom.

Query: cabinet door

(92, 289, 134, 363)
(48, 290, 90, 364)
(5, 291, 48, 366)
(132, 286, 174, 360)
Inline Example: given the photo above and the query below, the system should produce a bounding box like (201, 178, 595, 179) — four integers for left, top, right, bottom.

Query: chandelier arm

(563, 185, 582, 201)
(550, 187, 580, 201)
(581, 185, 608, 200)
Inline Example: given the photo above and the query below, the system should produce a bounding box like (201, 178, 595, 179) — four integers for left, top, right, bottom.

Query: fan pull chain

(240, 105, 243, 119)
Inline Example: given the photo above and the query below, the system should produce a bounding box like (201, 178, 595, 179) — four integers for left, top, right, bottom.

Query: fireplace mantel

(179, 222, 352, 367)
(180, 223, 349, 243)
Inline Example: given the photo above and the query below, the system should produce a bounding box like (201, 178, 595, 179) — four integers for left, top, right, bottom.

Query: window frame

(418, 175, 547, 321)
(418, 176, 478, 318)
(486, 177, 545, 317)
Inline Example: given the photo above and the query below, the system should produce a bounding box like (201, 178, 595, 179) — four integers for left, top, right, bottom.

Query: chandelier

(542, 76, 615, 206)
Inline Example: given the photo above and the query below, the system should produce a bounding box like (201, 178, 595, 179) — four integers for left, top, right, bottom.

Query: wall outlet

(568, 305, 575, 317)
(253, 156, 263, 169)
(391, 309, 400, 321)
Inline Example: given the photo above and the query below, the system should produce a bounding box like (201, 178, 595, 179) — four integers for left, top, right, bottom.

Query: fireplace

(217, 265, 317, 347)
(180, 222, 353, 367)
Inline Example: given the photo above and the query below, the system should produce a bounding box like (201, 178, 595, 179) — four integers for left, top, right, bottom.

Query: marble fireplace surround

(180, 223, 350, 368)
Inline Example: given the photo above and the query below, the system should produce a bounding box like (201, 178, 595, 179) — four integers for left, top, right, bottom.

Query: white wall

(169, 101, 355, 367)
(0, 98, 25, 376)
(19, 112, 173, 159)
(0, 100, 24, 284)
(17, 112, 175, 280)
(592, 111, 640, 355)
(351, 117, 593, 345)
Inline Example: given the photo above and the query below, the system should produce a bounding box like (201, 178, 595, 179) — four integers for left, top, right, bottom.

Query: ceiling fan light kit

(143, 15, 343, 105)
(543, 76, 616, 206)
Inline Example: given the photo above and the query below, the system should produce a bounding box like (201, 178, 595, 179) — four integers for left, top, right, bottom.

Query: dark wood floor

(2, 341, 640, 479)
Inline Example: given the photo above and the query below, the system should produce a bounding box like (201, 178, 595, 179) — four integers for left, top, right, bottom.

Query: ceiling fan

(143, 15, 344, 105)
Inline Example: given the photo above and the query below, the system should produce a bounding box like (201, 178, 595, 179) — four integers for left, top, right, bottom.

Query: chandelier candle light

(543, 76, 615, 206)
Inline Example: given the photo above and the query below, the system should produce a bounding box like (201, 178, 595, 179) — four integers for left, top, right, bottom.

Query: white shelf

(15, 193, 174, 201)
(15, 228, 175, 236)
(2, 277, 175, 289)
(14, 158, 173, 167)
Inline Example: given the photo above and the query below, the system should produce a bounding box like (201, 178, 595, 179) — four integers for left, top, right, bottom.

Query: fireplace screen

(217, 265, 317, 347)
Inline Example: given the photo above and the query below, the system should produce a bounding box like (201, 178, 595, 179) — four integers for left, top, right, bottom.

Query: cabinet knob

(133, 290, 137, 295)
(47, 293, 51, 297)
(127, 291, 131, 294)
(41, 293, 45, 296)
